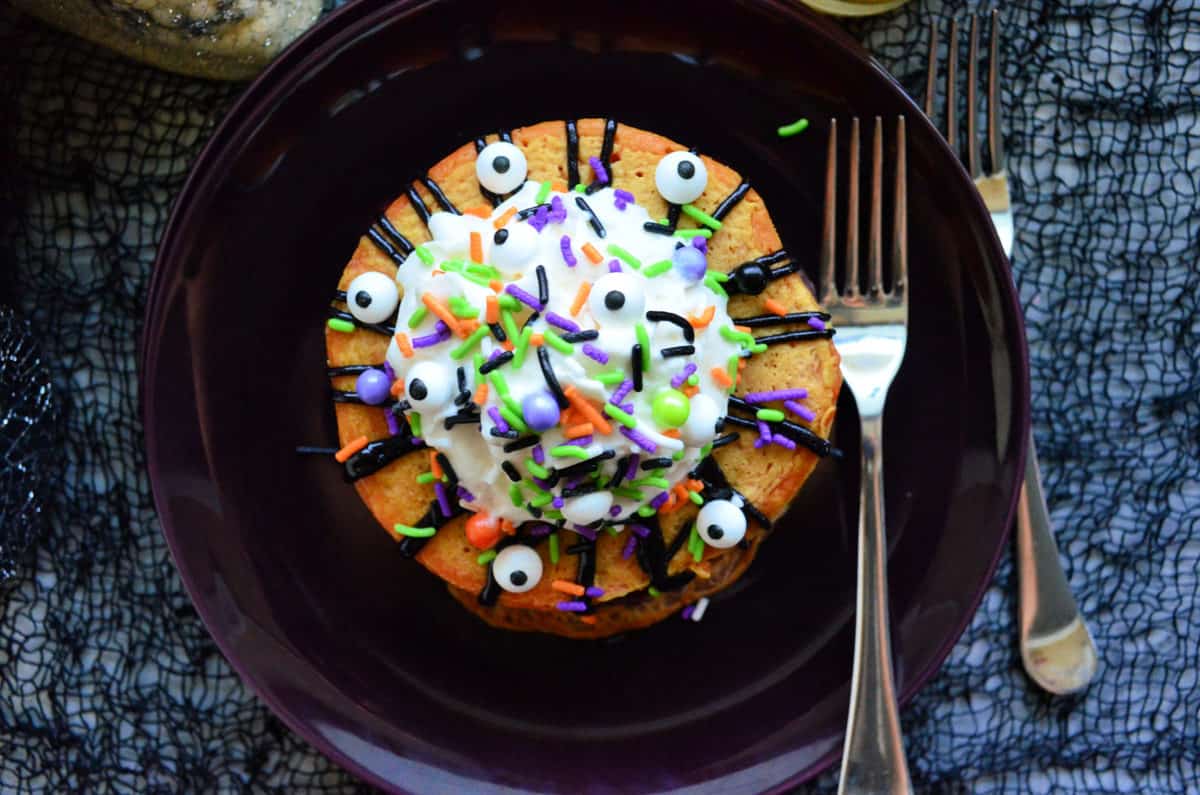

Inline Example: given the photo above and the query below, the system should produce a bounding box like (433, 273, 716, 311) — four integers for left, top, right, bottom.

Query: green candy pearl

(651, 388, 691, 428)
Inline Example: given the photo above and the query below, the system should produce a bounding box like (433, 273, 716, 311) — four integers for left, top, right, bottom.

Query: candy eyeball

(493, 544, 543, 593)
(491, 223, 538, 270)
(588, 272, 645, 324)
(696, 499, 746, 549)
(404, 361, 454, 410)
(681, 394, 722, 446)
(476, 141, 528, 195)
(346, 271, 399, 324)
(655, 151, 708, 204)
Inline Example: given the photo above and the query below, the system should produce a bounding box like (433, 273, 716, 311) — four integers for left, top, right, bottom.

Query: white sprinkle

(691, 597, 710, 622)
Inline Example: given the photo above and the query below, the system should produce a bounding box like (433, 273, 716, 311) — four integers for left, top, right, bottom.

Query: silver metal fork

(824, 117, 913, 795)
(926, 12, 1097, 695)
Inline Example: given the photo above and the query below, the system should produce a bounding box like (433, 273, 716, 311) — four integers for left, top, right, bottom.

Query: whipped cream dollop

(383, 182, 738, 531)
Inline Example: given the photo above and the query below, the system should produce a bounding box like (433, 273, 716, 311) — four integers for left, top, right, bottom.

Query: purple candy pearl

(522, 390, 561, 432)
(355, 368, 391, 405)
(672, 245, 707, 282)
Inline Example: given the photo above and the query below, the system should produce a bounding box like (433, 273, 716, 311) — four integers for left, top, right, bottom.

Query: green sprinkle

(603, 403, 638, 429)
(605, 526, 619, 537)
(688, 490, 704, 506)
(409, 411, 423, 437)
(393, 524, 435, 538)
(327, 318, 355, 333)
(501, 393, 522, 416)
(463, 271, 496, 288)
(524, 478, 550, 498)
(474, 352, 486, 375)
(672, 449, 686, 461)
(439, 259, 464, 273)
(689, 525, 703, 560)
(681, 204, 723, 230)
(704, 274, 729, 298)
(535, 180, 553, 204)
(595, 369, 627, 386)
(542, 329, 574, 355)
(498, 294, 522, 311)
(607, 244, 642, 270)
(530, 491, 555, 508)
(631, 476, 670, 490)
(574, 183, 587, 193)
(637, 505, 658, 517)
(466, 262, 502, 279)
(635, 323, 651, 371)
(726, 354, 739, 386)
(499, 402, 529, 433)
(777, 117, 809, 138)
(749, 343, 768, 354)
(413, 245, 435, 265)
(501, 309, 521, 345)
(450, 324, 488, 359)
(407, 306, 429, 329)
(543, 509, 563, 521)
(488, 370, 510, 396)
(643, 259, 673, 278)
(757, 408, 785, 422)
(687, 373, 700, 386)
(709, 271, 730, 282)
(613, 486, 645, 500)
(448, 296, 478, 318)
(700, 443, 713, 458)
(648, 586, 661, 598)
(550, 445, 591, 460)
(720, 325, 756, 346)
(526, 459, 550, 479)
(416, 472, 437, 485)
(509, 482, 524, 507)
(549, 532, 560, 564)
(674, 228, 713, 239)
(476, 549, 498, 566)
(513, 327, 533, 369)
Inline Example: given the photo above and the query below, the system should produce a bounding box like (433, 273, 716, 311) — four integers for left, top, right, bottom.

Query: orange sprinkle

(334, 436, 368, 463)
(564, 386, 613, 435)
(469, 231, 483, 264)
(394, 331, 414, 358)
(461, 319, 481, 335)
(570, 282, 592, 317)
(473, 383, 489, 406)
(486, 295, 499, 324)
(763, 298, 788, 317)
(489, 279, 505, 293)
(499, 518, 516, 536)
(682, 385, 700, 397)
(686, 479, 705, 492)
(421, 293, 466, 338)
(463, 205, 490, 218)
(564, 422, 594, 439)
(551, 580, 586, 596)
(390, 379, 405, 398)
(659, 491, 682, 513)
(674, 483, 690, 501)
(493, 206, 518, 229)
(581, 243, 604, 264)
(502, 340, 514, 352)
(711, 367, 733, 388)
(530, 333, 544, 347)
(661, 429, 682, 439)
(689, 305, 716, 328)
(734, 325, 751, 334)
(551, 181, 568, 192)
(559, 406, 578, 426)
(578, 615, 598, 625)
(430, 451, 443, 479)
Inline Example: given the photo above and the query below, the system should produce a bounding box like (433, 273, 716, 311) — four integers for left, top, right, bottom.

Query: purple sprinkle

(785, 399, 817, 422)
(753, 437, 769, 449)
(670, 363, 698, 389)
(622, 535, 638, 559)
(745, 388, 809, 403)
(808, 316, 827, 331)
(550, 195, 567, 223)
(614, 188, 635, 202)
(487, 348, 504, 363)
(546, 311, 580, 333)
(488, 406, 510, 433)
(691, 236, 707, 253)
(434, 482, 452, 518)
(757, 420, 773, 442)
(411, 437, 425, 446)
(527, 207, 549, 232)
(609, 505, 622, 517)
(614, 199, 627, 211)
(505, 283, 544, 311)
(571, 524, 598, 541)
(629, 524, 650, 538)
(773, 435, 797, 450)
(681, 605, 695, 621)
(650, 491, 670, 509)
(434, 319, 449, 334)
(528, 522, 554, 537)
(412, 331, 447, 348)
(560, 235, 578, 267)
(456, 485, 475, 501)
(626, 454, 641, 479)
(619, 401, 634, 414)
(611, 379, 634, 405)
(556, 601, 589, 612)
(532, 476, 554, 490)
(608, 259, 622, 273)
(567, 435, 593, 447)
(383, 361, 396, 381)
(585, 586, 605, 598)
(588, 155, 609, 185)
(564, 477, 581, 490)
(533, 444, 545, 465)
(582, 343, 609, 364)
(384, 407, 400, 436)
(553, 496, 565, 509)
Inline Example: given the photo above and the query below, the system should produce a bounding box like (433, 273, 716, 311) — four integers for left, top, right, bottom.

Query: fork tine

(988, 9, 1005, 172)
(893, 117, 908, 296)
(868, 117, 884, 296)
(820, 119, 838, 305)
(924, 19, 938, 118)
(845, 117, 861, 298)
(967, 15, 982, 178)
(946, 19, 958, 153)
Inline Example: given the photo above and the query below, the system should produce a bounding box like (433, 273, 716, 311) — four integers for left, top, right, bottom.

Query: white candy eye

(696, 499, 746, 549)
(405, 361, 454, 411)
(491, 223, 538, 270)
(588, 272, 645, 324)
(493, 544, 543, 593)
(476, 141, 528, 194)
(655, 151, 708, 204)
(346, 271, 399, 324)
(681, 394, 722, 446)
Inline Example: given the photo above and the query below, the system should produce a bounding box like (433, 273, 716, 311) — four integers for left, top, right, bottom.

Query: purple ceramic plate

(142, 1, 1029, 791)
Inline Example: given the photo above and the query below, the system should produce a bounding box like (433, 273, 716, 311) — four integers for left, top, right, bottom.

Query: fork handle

(839, 413, 913, 795)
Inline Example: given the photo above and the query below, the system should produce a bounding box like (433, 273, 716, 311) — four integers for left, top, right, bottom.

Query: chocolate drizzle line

(406, 184, 432, 226)
(711, 180, 751, 222)
(326, 363, 383, 378)
(565, 119, 580, 188)
(343, 433, 424, 483)
(400, 497, 466, 558)
(421, 176, 460, 214)
(376, 215, 415, 256)
(331, 390, 397, 407)
(754, 329, 835, 345)
(731, 311, 830, 328)
(721, 411, 833, 458)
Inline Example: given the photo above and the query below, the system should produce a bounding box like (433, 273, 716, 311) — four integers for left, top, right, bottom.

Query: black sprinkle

(517, 203, 551, 220)
(556, 449, 616, 479)
(667, 204, 682, 229)
(565, 541, 595, 555)
(503, 435, 541, 452)
(522, 311, 541, 330)
(645, 310, 695, 342)
(608, 455, 632, 489)
(489, 322, 508, 342)
(641, 457, 673, 471)
(730, 311, 830, 329)
(565, 120, 580, 187)
(478, 351, 514, 374)
(660, 345, 695, 358)
(436, 452, 458, 485)
(711, 433, 740, 449)
(711, 180, 750, 222)
(443, 411, 481, 429)
(664, 522, 694, 563)
(454, 367, 469, 405)
(526, 504, 544, 518)
(560, 482, 600, 499)
(575, 196, 606, 237)
(501, 461, 522, 482)
(537, 346, 569, 408)
(535, 264, 549, 306)
(490, 427, 521, 439)
(754, 329, 836, 345)
(643, 222, 672, 235)
(631, 344, 644, 391)
(560, 330, 599, 343)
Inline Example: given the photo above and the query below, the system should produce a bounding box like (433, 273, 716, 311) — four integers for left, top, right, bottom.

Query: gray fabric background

(1, 0, 1196, 792)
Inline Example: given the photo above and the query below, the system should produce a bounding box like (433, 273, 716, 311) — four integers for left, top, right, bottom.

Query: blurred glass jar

(799, 0, 908, 16)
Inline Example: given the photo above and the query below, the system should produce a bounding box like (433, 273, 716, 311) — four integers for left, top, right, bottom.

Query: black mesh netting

(0, 1, 1197, 792)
